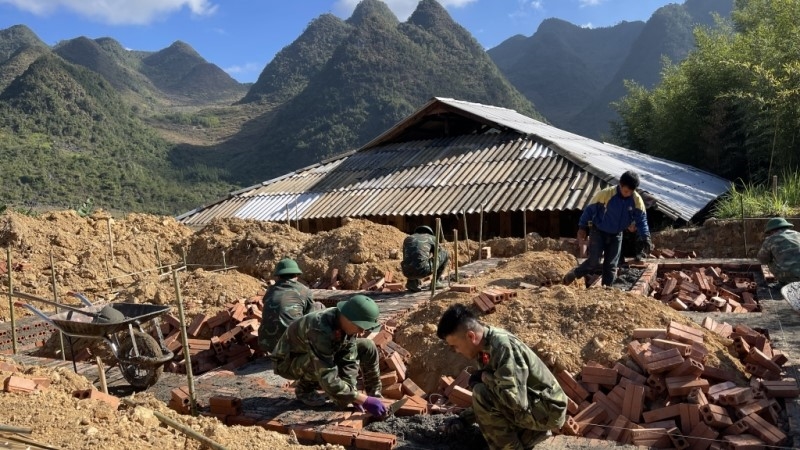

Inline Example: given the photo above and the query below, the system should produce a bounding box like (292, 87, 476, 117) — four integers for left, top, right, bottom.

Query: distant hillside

(0, 53, 234, 213)
(215, 0, 540, 183)
(490, 0, 734, 139)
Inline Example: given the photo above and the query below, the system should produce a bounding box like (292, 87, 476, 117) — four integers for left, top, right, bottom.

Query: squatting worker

(436, 304, 567, 450)
(757, 217, 800, 284)
(258, 258, 324, 354)
(563, 170, 652, 287)
(401, 225, 449, 292)
(271, 294, 386, 417)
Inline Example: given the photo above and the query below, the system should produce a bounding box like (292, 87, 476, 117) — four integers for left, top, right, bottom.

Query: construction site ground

(0, 211, 799, 449)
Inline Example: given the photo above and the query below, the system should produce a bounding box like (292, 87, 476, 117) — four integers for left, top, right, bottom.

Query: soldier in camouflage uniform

(271, 295, 387, 416)
(757, 217, 800, 284)
(437, 304, 567, 450)
(258, 258, 323, 354)
(402, 225, 450, 292)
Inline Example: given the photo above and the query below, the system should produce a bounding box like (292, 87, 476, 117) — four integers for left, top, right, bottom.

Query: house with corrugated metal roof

(177, 97, 731, 239)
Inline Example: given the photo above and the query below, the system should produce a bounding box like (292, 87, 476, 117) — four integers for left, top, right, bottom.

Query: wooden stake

(96, 356, 108, 394)
(172, 268, 197, 416)
(478, 204, 484, 260)
(453, 229, 459, 282)
(49, 250, 65, 360)
(523, 210, 528, 253)
(106, 217, 115, 263)
(462, 210, 471, 263)
(6, 247, 17, 355)
(431, 218, 442, 299)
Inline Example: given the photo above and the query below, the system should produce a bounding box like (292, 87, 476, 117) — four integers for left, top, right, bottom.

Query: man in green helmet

(402, 225, 450, 292)
(758, 217, 800, 284)
(271, 294, 386, 415)
(258, 258, 323, 354)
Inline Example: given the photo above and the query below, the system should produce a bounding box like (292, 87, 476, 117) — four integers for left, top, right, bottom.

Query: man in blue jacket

(563, 171, 652, 287)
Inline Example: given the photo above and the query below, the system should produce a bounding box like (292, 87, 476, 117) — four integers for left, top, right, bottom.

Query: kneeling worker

(258, 258, 323, 353)
(271, 294, 386, 417)
(437, 304, 567, 450)
(402, 225, 449, 292)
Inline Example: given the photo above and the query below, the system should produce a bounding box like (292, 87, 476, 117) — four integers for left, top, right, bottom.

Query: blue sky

(0, 0, 678, 83)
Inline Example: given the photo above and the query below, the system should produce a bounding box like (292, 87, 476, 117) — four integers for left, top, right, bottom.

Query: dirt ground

(0, 211, 764, 449)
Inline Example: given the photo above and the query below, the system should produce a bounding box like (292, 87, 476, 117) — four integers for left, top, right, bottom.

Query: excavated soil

(394, 251, 747, 394)
(0, 358, 339, 450)
(0, 211, 757, 450)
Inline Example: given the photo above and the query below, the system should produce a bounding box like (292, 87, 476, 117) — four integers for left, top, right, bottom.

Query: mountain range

(0, 0, 733, 214)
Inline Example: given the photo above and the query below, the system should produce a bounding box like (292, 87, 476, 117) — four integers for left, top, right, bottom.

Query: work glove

(362, 396, 387, 417)
(576, 227, 588, 241)
(635, 235, 653, 261)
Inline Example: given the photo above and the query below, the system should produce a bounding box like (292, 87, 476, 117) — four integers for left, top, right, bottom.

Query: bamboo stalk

(49, 250, 65, 360)
(172, 268, 197, 416)
(6, 248, 16, 355)
(462, 211, 471, 263)
(453, 229, 459, 283)
(0, 425, 31, 434)
(523, 211, 528, 253)
(478, 204, 484, 260)
(106, 218, 114, 263)
(430, 218, 441, 299)
(96, 356, 108, 395)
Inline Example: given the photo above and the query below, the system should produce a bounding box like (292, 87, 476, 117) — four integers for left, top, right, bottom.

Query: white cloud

(224, 62, 261, 76)
(581, 22, 594, 28)
(0, 0, 217, 25)
(333, 0, 477, 21)
(530, 1, 543, 10)
(579, 0, 604, 7)
(509, 0, 543, 20)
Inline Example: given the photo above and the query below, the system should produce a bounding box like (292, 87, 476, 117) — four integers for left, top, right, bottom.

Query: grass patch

(713, 171, 800, 218)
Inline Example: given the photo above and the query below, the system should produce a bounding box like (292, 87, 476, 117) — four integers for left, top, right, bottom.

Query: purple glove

(362, 396, 387, 417)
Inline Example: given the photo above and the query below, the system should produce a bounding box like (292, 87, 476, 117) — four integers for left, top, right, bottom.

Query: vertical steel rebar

(155, 241, 163, 274)
(462, 211, 471, 263)
(430, 218, 442, 299)
(453, 229, 459, 283)
(479, 204, 484, 260)
(49, 250, 65, 360)
(173, 268, 197, 416)
(106, 218, 115, 263)
(741, 196, 747, 257)
(523, 210, 528, 253)
(6, 248, 17, 355)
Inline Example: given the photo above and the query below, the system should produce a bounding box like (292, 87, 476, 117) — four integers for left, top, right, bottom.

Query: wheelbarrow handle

(9, 291, 105, 321)
(68, 291, 94, 307)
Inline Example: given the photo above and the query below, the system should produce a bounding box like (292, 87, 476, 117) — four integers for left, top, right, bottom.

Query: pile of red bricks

(555, 320, 795, 448)
(361, 272, 404, 292)
(650, 267, 760, 314)
(159, 294, 265, 375)
(464, 285, 517, 314)
(2, 359, 119, 409)
(651, 249, 698, 259)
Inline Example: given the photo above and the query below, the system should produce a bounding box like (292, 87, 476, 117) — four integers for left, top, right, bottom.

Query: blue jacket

(579, 186, 650, 237)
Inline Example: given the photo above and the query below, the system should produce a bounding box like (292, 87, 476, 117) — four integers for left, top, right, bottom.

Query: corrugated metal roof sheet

(178, 98, 730, 227)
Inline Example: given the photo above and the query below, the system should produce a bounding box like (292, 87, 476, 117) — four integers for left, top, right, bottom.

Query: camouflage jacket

(272, 308, 360, 404)
(758, 229, 800, 283)
(476, 326, 567, 430)
(402, 233, 437, 278)
(258, 279, 314, 352)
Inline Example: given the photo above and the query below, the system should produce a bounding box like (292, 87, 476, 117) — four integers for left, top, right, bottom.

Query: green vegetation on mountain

(0, 54, 234, 213)
(490, 0, 734, 139)
(210, 0, 541, 184)
(612, 0, 800, 188)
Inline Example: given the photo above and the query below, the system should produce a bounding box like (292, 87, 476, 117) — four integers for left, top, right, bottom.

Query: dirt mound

(0, 357, 338, 450)
(482, 235, 570, 257)
(186, 218, 310, 280)
(394, 250, 744, 394)
(0, 210, 194, 320)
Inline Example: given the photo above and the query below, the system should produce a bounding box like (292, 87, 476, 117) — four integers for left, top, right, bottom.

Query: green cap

(414, 225, 434, 235)
(274, 258, 302, 276)
(765, 217, 794, 233)
(337, 295, 380, 331)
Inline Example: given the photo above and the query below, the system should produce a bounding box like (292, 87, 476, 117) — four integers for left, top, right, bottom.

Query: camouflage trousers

(472, 384, 552, 450)
(273, 338, 381, 403)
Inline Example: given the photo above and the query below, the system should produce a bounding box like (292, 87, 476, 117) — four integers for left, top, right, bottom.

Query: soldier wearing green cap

(270, 295, 386, 416)
(258, 258, 324, 354)
(402, 225, 450, 292)
(758, 217, 800, 284)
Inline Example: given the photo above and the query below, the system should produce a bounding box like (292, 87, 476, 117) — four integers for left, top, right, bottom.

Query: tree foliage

(612, 0, 800, 184)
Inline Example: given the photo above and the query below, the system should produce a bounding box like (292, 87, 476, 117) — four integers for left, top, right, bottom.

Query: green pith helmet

(337, 295, 380, 331)
(414, 225, 434, 235)
(765, 217, 794, 233)
(273, 258, 302, 276)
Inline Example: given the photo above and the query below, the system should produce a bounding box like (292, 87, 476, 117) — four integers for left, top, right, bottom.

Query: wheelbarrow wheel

(118, 330, 163, 389)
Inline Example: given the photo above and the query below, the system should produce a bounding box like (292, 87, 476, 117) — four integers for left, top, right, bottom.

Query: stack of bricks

(650, 266, 759, 314)
(471, 287, 518, 314)
(361, 272, 404, 292)
(650, 249, 698, 259)
(160, 293, 265, 375)
(700, 318, 789, 382)
(2, 360, 50, 394)
(431, 369, 474, 410)
(370, 322, 430, 417)
(554, 320, 795, 448)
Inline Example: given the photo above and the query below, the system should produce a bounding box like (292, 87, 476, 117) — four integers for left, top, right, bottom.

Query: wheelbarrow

(12, 291, 174, 389)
